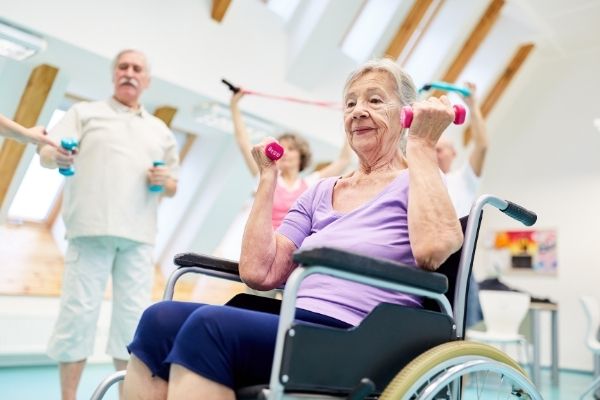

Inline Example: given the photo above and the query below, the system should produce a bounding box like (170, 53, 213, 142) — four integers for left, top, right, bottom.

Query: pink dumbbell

(400, 104, 466, 128)
(265, 142, 284, 161)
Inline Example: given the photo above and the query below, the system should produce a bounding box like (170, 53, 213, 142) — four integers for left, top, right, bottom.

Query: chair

(467, 290, 531, 370)
(580, 295, 600, 399)
(91, 195, 543, 400)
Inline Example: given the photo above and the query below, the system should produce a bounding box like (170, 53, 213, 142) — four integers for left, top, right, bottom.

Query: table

(528, 302, 559, 386)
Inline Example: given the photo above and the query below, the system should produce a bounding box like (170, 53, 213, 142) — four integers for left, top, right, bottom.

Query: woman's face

(343, 71, 402, 160)
(278, 137, 302, 173)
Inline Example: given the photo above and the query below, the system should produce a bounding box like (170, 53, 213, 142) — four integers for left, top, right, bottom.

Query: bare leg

(123, 354, 168, 400)
(59, 359, 86, 400)
(167, 364, 235, 400)
(113, 358, 128, 400)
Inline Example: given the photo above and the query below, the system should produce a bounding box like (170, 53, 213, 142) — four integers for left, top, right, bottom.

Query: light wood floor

(0, 223, 246, 302)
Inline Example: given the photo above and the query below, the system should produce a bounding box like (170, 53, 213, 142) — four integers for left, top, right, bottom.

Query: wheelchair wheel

(380, 341, 543, 400)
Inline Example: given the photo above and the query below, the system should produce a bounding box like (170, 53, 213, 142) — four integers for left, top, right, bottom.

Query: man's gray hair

(343, 58, 416, 106)
(111, 49, 151, 73)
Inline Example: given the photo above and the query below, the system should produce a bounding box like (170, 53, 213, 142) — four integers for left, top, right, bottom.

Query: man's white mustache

(119, 77, 139, 88)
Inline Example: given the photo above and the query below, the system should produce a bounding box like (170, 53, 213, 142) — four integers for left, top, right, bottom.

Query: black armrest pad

(173, 252, 240, 276)
(293, 247, 447, 294)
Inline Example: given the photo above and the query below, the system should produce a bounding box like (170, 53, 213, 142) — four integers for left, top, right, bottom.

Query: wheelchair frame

(91, 194, 542, 400)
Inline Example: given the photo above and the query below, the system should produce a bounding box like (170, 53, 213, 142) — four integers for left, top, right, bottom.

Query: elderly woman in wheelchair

(115, 59, 542, 400)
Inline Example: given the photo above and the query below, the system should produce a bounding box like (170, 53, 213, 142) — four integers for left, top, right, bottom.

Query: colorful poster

(494, 229, 557, 273)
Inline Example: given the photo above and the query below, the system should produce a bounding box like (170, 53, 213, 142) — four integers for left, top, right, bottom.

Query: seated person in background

(0, 113, 58, 148)
(122, 58, 463, 400)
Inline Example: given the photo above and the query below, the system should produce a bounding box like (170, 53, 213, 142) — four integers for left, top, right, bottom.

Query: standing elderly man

(38, 49, 179, 400)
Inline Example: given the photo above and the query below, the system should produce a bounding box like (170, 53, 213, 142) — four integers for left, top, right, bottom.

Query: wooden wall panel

(0, 64, 58, 207)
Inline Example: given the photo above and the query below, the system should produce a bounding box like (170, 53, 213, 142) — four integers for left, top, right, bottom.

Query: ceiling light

(0, 19, 46, 61)
(594, 118, 600, 133)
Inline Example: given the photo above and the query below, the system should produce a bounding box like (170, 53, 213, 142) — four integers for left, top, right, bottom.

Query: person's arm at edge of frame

(314, 137, 353, 178)
(239, 138, 297, 291)
(405, 97, 463, 271)
(0, 113, 58, 148)
(464, 82, 488, 177)
(231, 90, 259, 177)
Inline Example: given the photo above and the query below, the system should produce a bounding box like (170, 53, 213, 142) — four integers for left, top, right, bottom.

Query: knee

(136, 301, 184, 337)
(183, 305, 233, 336)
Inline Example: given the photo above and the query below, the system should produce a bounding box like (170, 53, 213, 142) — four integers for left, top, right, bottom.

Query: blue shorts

(127, 295, 351, 389)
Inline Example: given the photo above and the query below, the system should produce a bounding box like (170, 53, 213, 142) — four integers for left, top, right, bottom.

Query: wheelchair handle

(501, 200, 537, 226)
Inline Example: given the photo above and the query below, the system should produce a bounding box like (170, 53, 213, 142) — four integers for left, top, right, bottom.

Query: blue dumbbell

(59, 138, 78, 176)
(149, 160, 165, 192)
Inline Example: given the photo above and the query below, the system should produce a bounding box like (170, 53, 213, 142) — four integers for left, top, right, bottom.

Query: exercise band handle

(419, 81, 471, 97)
(502, 201, 537, 226)
(221, 78, 340, 109)
(400, 104, 466, 128)
(222, 78, 240, 94)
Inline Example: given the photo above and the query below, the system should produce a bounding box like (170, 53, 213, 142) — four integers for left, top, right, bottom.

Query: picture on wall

(493, 229, 557, 274)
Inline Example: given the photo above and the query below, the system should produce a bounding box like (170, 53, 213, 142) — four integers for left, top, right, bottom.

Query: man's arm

(163, 177, 177, 197)
(0, 114, 57, 148)
(464, 82, 488, 177)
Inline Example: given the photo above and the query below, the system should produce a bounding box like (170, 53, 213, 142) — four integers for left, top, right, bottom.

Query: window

(341, 0, 402, 63)
(7, 108, 67, 223)
(267, 0, 302, 22)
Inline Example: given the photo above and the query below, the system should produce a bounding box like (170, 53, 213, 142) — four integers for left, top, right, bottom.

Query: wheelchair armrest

(173, 252, 240, 276)
(293, 247, 448, 294)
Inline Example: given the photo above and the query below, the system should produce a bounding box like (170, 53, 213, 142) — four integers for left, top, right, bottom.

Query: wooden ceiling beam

(432, 0, 505, 97)
(384, 0, 435, 60)
(212, 0, 232, 23)
(463, 43, 535, 145)
(153, 106, 178, 127)
(0, 64, 58, 208)
(179, 134, 197, 163)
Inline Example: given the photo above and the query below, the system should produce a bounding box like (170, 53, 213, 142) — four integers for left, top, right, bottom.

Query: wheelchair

(91, 194, 543, 400)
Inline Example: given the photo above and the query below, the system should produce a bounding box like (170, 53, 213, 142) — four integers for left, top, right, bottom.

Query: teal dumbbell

(59, 138, 78, 176)
(149, 161, 165, 192)
(419, 81, 471, 97)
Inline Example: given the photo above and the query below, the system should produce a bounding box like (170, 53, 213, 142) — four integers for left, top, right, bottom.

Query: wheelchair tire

(380, 340, 542, 400)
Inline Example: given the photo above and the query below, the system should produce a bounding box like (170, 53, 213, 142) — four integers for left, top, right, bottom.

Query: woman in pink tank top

(229, 91, 352, 229)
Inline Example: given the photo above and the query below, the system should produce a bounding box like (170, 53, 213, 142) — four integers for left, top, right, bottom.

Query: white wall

(473, 46, 600, 370)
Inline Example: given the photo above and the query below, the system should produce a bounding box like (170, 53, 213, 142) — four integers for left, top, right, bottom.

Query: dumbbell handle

(265, 142, 284, 161)
(400, 104, 466, 128)
(59, 138, 78, 176)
